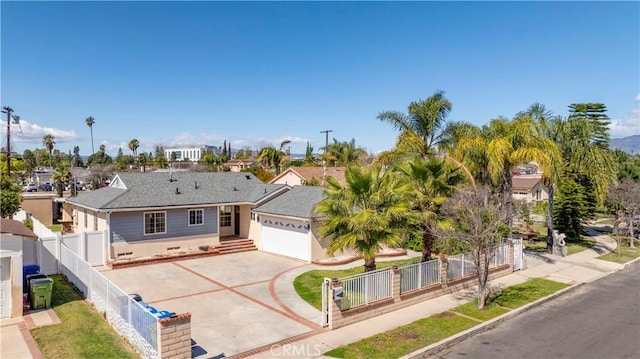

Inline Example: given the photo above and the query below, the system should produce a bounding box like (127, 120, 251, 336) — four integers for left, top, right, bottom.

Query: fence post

(392, 266, 401, 302)
(508, 239, 515, 266)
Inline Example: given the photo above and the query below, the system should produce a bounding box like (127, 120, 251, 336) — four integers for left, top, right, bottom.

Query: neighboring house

(252, 186, 329, 262)
(270, 166, 347, 186)
(512, 175, 549, 203)
(1, 219, 38, 318)
(225, 159, 256, 172)
(64, 172, 289, 261)
(164, 145, 218, 162)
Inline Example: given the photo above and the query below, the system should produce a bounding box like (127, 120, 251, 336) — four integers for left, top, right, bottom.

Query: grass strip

(325, 278, 568, 358)
(598, 237, 640, 264)
(30, 274, 139, 359)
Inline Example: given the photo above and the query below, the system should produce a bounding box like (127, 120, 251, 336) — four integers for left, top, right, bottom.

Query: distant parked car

(24, 183, 38, 192)
(39, 182, 53, 191)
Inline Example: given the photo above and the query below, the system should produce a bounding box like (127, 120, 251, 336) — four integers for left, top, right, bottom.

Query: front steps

(215, 238, 258, 254)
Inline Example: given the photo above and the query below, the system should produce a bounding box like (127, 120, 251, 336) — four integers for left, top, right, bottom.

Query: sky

(1, 1, 639, 157)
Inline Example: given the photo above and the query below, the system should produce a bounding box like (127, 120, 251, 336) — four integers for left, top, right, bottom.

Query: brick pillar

(439, 254, 448, 288)
(158, 313, 192, 359)
(392, 266, 401, 302)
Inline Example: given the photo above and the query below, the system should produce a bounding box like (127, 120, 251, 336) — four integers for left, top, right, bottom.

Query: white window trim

(221, 206, 232, 227)
(93, 211, 98, 231)
(188, 209, 204, 226)
(144, 211, 167, 235)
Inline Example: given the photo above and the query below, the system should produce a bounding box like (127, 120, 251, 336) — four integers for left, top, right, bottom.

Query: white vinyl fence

(15, 211, 158, 358)
(60, 245, 159, 358)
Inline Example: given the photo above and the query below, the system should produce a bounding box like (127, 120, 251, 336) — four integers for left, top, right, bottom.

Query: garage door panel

(261, 224, 309, 262)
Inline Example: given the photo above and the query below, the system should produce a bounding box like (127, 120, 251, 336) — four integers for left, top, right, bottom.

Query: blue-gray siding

(110, 207, 218, 243)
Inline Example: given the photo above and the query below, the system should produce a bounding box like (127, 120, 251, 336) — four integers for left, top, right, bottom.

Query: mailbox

(333, 286, 344, 301)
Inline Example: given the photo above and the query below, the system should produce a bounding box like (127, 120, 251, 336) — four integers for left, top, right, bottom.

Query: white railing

(400, 259, 440, 294)
(493, 244, 509, 267)
(60, 245, 159, 359)
(339, 268, 392, 310)
(446, 253, 477, 280)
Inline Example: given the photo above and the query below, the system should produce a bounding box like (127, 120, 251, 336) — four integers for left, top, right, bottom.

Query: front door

(234, 206, 240, 236)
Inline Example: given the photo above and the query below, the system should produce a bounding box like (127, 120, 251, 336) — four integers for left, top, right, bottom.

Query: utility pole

(320, 129, 333, 156)
(2, 106, 14, 177)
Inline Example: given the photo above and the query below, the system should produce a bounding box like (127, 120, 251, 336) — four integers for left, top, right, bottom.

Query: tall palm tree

(42, 134, 56, 156)
(315, 166, 411, 272)
(397, 157, 464, 262)
(128, 138, 140, 165)
(86, 116, 95, 154)
(377, 90, 452, 158)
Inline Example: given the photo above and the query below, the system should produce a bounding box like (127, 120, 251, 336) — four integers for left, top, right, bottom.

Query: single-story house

(64, 172, 289, 261)
(252, 185, 332, 262)
(1, 219, 38, 318)
(512, 175, 549, 203)
(224, 159, 256, 172)
(270, 166, 347, 186)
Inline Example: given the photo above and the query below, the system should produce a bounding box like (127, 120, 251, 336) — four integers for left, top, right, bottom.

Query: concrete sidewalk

(0, 308, 60, 359)
(265, 230, 632, 358)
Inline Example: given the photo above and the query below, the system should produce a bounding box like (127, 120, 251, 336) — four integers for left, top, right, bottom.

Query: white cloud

(635, 93, 640, 102)
(2, 119, 78, 143)
(609, 108, 640, 138)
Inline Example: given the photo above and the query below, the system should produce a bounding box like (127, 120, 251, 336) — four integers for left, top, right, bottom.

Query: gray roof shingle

(253, 185, 325, 219)
(66, 172, 287, 210)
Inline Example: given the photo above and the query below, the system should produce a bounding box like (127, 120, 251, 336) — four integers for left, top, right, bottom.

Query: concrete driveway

(101, 251, 321, 358)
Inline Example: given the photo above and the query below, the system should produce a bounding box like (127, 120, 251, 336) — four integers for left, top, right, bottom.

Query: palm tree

(377, 91, 452, 158)
(325, 138, 368, 166)
(128, 138, 140, 166)
(51, 161, 72, 197)
(42, 134, 56, 156)
(397, 157, 464, 261)
(449, 115, 560, 233)
(315, 166, 411, 272)
(257, 140, 291, 175)
(86, 116, 95, 154)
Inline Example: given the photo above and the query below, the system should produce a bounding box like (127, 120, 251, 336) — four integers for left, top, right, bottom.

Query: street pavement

(429, 261, 640, 359)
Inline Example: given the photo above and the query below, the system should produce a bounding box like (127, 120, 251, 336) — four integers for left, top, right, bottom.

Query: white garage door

(0, 257, 11, 318)
(261, 220, 310, 262)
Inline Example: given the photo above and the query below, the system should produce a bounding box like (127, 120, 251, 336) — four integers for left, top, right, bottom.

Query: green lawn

(294, 258, 420, 310)
(30, 274, 139, 359)
(325, 278, 569, 359)
(598, 237, 640, 264)
(46, 224, 62, 232)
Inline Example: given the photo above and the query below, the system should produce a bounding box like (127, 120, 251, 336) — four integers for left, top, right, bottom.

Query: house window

(84, 209, 87, 228)
(221, 206, 232, 227)
(144, 212, 166, 235)
(189, 209, 204, 226)
(251, 212, 255, 221)
(93, 211, 98, 231)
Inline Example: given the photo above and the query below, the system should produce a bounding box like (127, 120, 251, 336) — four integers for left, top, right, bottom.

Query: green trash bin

(30, 277, 54, 310)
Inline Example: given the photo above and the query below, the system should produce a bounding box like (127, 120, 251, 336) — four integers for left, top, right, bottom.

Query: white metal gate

(513, 238, 524, 270)
(321, 278, 331, 327)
